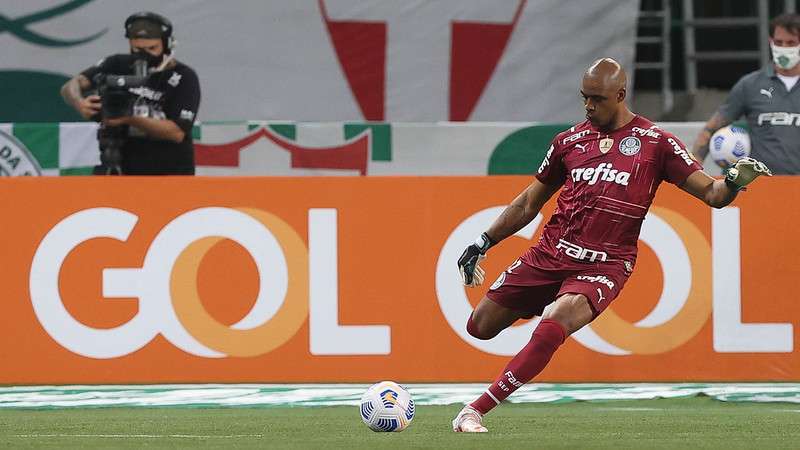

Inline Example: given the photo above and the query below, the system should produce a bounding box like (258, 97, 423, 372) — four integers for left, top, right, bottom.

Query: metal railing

(682, 0, 797, 94)
(635, 0, 673, 113)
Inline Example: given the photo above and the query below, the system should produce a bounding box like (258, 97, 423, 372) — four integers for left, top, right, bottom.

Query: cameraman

(61, 12, 200, 175)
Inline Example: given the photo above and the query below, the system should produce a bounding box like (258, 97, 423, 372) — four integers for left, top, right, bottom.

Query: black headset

(124, 11, 174, 53)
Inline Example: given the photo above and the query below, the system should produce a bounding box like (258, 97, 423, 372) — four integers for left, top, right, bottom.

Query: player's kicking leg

(453, 296, 528, 432)
(453, 293, 594, 433)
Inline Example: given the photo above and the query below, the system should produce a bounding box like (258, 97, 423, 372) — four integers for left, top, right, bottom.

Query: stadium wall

(2, 175, 797, 383)
(0, 121, 723, 177)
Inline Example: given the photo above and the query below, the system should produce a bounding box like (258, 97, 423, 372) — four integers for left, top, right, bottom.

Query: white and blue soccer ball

(359, 381, 415, 432)
(710, 125, 751, 168)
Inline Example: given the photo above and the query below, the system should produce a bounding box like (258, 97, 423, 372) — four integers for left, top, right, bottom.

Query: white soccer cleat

(452, 405, 488, 433)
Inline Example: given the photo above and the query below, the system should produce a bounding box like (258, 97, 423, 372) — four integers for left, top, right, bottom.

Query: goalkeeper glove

(458, 232, 495, 287)
(725, 157, 773, 191)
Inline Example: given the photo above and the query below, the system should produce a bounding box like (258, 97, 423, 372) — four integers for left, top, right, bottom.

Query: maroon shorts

(485, 258, 630, 318)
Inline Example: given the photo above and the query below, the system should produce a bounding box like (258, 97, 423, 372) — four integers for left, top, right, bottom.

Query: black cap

(126, 18, 165, 39)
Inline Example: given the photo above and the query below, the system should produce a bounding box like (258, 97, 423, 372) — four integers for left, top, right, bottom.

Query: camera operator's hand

(110, 116, 187, 143)
(78, 95, 102, 120)
(103, 116, 131, 127)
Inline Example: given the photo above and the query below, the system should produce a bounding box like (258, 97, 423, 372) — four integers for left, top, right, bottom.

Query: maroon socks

(470, 319, 566, 415)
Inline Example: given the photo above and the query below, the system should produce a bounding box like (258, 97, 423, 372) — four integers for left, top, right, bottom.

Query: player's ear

(617, 87, 626, 103)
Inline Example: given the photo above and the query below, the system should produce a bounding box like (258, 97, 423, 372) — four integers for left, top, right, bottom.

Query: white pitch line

(13, 434, 263, 439)
(595, 407, 664, 411)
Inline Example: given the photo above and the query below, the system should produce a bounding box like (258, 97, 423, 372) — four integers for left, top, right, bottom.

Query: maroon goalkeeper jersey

(531, 115, 702, 270)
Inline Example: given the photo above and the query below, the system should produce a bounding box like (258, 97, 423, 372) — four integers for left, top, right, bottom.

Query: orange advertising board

(1, 176, 798, 383)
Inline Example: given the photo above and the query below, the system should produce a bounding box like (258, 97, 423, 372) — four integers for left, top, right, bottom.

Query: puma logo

(575, 143, 587, 152)
(760, 87, 774, 99)
(596, 288, 606, 304)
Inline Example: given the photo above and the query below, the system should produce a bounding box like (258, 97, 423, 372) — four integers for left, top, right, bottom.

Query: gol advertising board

(2, 176, 797, 383)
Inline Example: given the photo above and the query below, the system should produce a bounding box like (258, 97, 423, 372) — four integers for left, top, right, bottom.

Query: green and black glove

(457, 232, 494, 287)
(725, 157, 773, 191)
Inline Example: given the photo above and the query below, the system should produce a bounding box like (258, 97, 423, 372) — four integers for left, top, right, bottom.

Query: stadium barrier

(2, 175, 796, 383)
(0, 121, 721, 177)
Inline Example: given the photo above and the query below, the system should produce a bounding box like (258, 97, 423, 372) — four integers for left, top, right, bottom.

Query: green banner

(0, 121, 710, 176)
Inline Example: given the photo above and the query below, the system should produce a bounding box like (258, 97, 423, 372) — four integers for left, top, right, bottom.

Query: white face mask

(771, 42, 800, 70)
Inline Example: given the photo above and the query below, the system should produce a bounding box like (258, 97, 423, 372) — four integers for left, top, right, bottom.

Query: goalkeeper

(452, 58, 772, 433)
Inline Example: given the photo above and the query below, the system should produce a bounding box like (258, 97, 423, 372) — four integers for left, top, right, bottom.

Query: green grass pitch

(0, 397, 798, 449)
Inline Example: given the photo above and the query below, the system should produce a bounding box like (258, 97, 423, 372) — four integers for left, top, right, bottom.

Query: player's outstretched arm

(457, 179, 560, 286)
(486, 179, 560, 244)
(679, 157, 772, 208)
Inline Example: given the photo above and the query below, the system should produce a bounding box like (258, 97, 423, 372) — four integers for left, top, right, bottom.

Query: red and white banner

(6, 0, 638, 122)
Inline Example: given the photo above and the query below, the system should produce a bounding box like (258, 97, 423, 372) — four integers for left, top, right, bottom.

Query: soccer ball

(709, 125, 750, 168)
(359, 381, 415, 432)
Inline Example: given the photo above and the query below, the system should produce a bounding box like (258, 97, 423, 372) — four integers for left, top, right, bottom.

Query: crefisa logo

(0, 130, 42, 176)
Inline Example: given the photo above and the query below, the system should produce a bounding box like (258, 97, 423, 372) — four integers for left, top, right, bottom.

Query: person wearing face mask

(61, 12, 201, 175)
(692, 13, 800, 174)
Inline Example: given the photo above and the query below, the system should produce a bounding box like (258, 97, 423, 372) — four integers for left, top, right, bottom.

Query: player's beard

(587, 112, 608, 129)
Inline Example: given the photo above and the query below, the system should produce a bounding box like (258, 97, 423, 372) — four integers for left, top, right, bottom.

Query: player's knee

(466, 313, 499, 340)
(543, 294, 594, 335)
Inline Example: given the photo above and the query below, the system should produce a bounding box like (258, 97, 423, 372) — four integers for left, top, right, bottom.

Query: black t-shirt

(82, 54, 201, 175)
